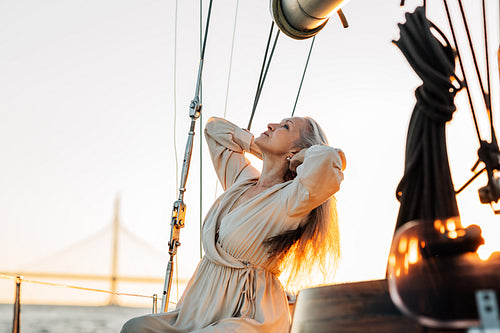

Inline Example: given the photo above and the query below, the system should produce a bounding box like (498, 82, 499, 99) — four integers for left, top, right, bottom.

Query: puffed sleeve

(284, 145, 345, 218)
(204, 117, 261, 190)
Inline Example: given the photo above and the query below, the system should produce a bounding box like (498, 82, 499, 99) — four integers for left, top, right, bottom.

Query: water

(0, 304, 152, 333)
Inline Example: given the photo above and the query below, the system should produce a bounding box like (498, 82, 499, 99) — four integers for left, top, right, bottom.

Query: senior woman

(121, 116, 345, 332)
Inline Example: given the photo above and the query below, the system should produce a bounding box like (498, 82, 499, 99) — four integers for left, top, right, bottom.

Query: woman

(121, 116, 345, 332)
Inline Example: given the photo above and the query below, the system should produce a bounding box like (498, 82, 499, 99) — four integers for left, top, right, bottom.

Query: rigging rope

(442, 0, 482, 142)
(163, 0, 215, 311)
(172, 0, 180, 302)
(434, 0, 500, 199)
(224, 0, 240, 118)
(292, 35, 316, 116)
(0, 273, 164, 302)
(247, 23, 281, 130)
(456, 0, 493, 138)
(480, 0, 495, 142)
(199, 0, 204, 261)
(246, 22, 318, 127)
(215, 0, 240, 201)
(173, 0, 179, 192)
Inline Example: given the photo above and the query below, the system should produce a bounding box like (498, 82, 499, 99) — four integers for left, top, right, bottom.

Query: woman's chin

(254, 136, 267, 147)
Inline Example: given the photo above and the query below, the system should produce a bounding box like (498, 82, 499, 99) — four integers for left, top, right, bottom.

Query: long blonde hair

(264, 117, 341, 291)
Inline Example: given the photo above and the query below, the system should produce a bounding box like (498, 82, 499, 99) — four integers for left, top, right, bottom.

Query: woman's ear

(336, 149, 346, 171)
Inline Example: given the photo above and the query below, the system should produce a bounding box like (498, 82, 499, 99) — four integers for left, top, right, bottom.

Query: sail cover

(393, 7, 460, 229)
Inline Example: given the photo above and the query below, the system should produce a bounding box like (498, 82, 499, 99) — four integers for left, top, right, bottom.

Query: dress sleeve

(204, 117, 261, 190)
(284, 145, 345, 218)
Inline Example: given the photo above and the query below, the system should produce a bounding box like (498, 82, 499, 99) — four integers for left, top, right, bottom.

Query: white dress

(121, 117, 344, 333)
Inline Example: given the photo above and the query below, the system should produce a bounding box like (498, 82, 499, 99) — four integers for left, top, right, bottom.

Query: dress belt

(240, 261, 257, 318)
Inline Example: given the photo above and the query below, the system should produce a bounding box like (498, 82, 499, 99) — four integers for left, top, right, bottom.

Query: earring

(286, 156, 291, 161)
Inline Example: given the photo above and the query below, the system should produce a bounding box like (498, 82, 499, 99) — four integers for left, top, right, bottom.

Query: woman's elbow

(204, 116, 220, 138)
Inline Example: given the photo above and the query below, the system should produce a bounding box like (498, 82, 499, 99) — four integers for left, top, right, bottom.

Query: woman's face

(254, 117, 308, 157)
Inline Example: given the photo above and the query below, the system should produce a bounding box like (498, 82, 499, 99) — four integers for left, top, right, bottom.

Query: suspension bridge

(0, 197, 189, 306)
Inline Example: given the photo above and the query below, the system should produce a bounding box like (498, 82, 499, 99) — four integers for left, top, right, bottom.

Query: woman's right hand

(288, 146, 346, 174)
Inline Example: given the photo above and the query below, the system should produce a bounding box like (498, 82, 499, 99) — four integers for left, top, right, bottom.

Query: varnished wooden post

(12, 275, 21, 333)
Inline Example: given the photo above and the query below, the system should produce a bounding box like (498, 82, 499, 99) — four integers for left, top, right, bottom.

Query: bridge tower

(108, 195, 120, 305)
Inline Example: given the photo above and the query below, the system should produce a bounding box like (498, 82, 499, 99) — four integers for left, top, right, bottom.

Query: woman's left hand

(288, 148, 307, 173)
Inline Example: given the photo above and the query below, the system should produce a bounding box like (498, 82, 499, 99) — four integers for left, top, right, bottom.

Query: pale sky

(0, 0, 499, 306)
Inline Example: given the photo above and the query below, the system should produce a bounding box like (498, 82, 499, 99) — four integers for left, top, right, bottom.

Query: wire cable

(199, 0, 204, 261)
(442, 0, 482, 142)
(215, 0, 240, 201)
(456, 0, 492, 132)
(252, 23, 275, 114)
(173, 0, 179, 192)
(292, 35, 316, 116)
(171, 0, 180, 302)
(0, 273, 168, 302)
(223, 0, 240, 118)
(248, 24, 280, 130)
(481, 0, 495, 142)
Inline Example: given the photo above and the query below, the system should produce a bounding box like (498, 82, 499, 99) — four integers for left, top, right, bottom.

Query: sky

(0, 0, 499, 306)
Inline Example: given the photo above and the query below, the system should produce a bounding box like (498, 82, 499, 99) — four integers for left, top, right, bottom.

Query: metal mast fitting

(160, 0, 213, 313)
(270, 0, 350, 40)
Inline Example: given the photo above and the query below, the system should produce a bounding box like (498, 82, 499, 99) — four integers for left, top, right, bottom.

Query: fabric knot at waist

(238, 261, 258, 318)
(237, 261, 277, 318)
(237, 260, 281, 318)
(204, 248, 279, 319)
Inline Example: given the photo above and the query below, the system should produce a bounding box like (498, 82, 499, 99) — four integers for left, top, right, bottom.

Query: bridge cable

(247, 23, 281, 130)
(292, 35, 316, 117)
(22, 224, 111, 268)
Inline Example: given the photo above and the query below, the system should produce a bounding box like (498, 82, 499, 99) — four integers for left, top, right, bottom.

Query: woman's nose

(268, 123, 277, 131)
